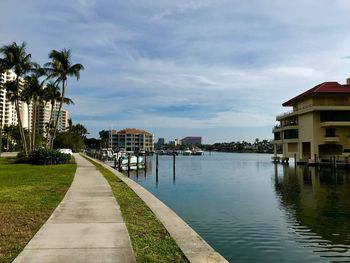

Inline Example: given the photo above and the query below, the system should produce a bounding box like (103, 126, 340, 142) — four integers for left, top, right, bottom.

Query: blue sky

(1, 0, 350, 143)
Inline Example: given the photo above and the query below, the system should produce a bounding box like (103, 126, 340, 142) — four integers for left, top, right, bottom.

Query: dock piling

(173, 154, 176, 181)
(156, 153, 159, 182)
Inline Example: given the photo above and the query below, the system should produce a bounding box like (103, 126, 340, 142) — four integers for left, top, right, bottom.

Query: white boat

(119, 155, 145, 170)
(183, 149, 192, 155)
(192, 149, 204, 155)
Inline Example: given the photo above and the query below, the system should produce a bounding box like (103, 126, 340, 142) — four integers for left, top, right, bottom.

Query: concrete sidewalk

(14, 154, 135, 263)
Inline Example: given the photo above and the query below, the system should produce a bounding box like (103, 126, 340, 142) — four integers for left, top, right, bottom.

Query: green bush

(16, 151, 28, 163)
(27, 149, 71, 165)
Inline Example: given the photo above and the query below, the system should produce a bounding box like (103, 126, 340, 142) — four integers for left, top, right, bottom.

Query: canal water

(126, 152, 350, 262)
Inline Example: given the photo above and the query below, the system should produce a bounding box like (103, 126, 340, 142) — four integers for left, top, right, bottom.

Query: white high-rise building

(0, 70, 31, 130)
(1, 70, 70, 134)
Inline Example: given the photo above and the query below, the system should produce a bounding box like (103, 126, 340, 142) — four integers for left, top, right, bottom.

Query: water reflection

(274, 164, 350, 261)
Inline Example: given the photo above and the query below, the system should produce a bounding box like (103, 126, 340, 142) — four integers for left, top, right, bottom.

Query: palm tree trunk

(27, 101, 32, 151)
(0, 125, 2, 154)
(6, 132, 10, 150)
(15, 99, 28, 156)
(50, 80, 66, 149)
(14, 77, 28, 156)
(32, 100, 37, 149)
(46, 101, 54, 148)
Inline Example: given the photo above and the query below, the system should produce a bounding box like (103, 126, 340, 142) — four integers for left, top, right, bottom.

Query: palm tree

(22, 74, 45, 150)
(45, 49, 83, 148)
(43, 81, 74, 147)
(3, 124, 17, 151)
(0, 42, 36, 156)
(0, 61, 6, 154)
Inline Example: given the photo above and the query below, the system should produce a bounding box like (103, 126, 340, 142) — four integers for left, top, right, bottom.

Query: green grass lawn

(85, 157, 188, 263)
(0, 157, 76, 263)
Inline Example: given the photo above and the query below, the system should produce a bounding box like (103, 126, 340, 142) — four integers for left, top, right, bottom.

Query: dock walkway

(13, 153, 135, 263)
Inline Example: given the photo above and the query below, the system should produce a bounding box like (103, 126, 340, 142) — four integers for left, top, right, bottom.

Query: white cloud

(1, 0, 350, 140)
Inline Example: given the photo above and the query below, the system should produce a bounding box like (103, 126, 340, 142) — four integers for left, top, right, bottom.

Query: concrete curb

(83, 154, 228, 263)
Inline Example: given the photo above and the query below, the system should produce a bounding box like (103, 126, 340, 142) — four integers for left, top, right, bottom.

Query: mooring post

(144, 153, 147, 170)
(128, 154, 131, 172)
(173, 153, 176, 181)
(118, 157, 122, 171)
(136, 153, 139, 171)
(294, 153, 297, 166)
(156, 153, 159, 182)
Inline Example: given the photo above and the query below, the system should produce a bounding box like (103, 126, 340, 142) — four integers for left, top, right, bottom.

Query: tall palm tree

(45, 49, 83, 148)
(43, 81, 74, 148)
(0, 42, 36, 156)
(22, 74, 45, 150)
(0, 63, 5, 154)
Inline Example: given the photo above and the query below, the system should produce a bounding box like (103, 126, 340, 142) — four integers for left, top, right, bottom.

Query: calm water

(124, 152, 350, 262)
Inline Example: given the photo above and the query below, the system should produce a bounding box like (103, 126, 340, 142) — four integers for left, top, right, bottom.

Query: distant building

(181, 136, 202, 145)
(1, 71, 70, 134)
(175, 139, 181, 146)
(273, 78, 350, 163)
(157, 138, 166, 145)
(108, 128, 154, 152)
(51, 103, 70, 132)
(0, 70, 30, 129)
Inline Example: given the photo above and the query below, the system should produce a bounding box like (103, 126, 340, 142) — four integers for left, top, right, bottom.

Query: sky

(1, 0, 350, 143)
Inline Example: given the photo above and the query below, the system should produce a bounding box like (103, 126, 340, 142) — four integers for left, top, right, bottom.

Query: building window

(283, 129, 298, 139)
(325, 128, 336, 137)
(320, 111, 350, 122)
(274, 132, 281, 140)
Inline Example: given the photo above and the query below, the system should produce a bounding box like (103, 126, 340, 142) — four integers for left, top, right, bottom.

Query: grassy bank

(85, 157, 188, 263)
(0, 157, 76, 262)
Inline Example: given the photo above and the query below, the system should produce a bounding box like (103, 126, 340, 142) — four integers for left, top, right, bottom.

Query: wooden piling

(144, 154, 147, 170)
(118, 157, 122, 171)
(136, 153, 139, 171)
(128, 154, 131, 172)
(173, 154, 176, 181)
(294, 153, 297, 166)
(156, 153, 159, 182)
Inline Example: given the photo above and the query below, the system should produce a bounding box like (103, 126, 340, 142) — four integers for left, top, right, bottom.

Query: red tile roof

(283, 82, 350, 106)
(117, 128, 152, 136)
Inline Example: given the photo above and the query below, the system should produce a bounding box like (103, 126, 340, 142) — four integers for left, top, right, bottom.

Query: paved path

(14, 154, 135, 263)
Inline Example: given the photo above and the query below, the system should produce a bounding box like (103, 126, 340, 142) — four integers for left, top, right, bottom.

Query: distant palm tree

(43, 81, 74, 147)
(0, 42, 36, 155)
(45, 49, 83, 148)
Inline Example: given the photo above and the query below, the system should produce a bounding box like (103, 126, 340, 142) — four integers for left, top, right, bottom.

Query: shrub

(28, 149, 71, 165)
(16, 151, 28, 163)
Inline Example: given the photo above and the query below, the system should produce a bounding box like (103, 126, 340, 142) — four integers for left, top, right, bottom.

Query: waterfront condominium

(0, 70, 31, 129)
(273, 78, 350, 163)
(108, 128, 154, 152)
(1, 70, 70, 133)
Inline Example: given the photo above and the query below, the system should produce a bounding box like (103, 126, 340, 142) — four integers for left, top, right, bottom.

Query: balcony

(321, 121, 350, 127)
(272, 125, 282, 132)
(324, 137, 340, 143)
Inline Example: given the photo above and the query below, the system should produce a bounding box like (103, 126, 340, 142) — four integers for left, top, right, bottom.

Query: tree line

(0, 41, 84, 156)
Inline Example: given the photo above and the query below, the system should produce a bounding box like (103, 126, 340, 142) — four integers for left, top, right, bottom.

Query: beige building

(108, 128, 154, 152)
(50, 104, 70, 132)
(273, 79, 350, 163)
